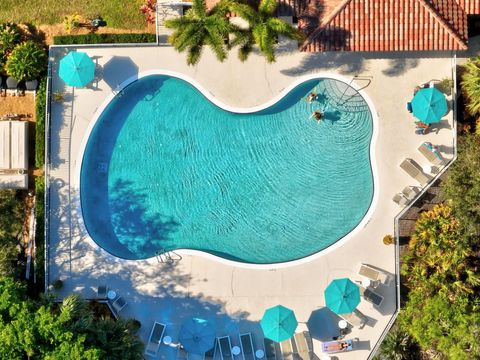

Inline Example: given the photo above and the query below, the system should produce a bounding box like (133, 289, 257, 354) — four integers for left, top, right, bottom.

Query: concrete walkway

(46, 44, 456, 360)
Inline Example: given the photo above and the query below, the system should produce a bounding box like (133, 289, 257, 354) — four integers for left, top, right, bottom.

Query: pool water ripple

(80, 75, 374, 263)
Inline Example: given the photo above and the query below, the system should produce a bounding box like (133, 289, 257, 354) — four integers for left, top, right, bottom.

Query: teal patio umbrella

(324, 278, 360, 315)
(178, 317, 216, 355)
(59, 51, 95, 87)
(261, 305, 298, 342)
(411, 87, 447, 124)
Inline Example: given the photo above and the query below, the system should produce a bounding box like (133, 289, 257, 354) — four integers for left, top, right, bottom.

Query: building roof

(456, 0, 480, 14)
(298, 0, 471, 52)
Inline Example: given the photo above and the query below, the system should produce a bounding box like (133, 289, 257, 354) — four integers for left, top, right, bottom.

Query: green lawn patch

(0, 0, 146, 29)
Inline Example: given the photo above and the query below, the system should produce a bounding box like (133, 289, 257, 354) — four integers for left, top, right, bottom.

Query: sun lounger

(97, 285, 107, 299)
(205, 339, 218, 360)
(418, 142, 444, 165)
(240, 333, 255, 360)
(400, 158, 430, 185)
(264, 338, 278, 360)
(321, 340, 353, 354)
(358, 263, 390, 285)
(280, 338, 294, 360)
(392, 193, 408, 207)
(363, 288, 384, 307)
(219, 336, 233, 360)
(339, 309, 368, 328)
(293, 332, 312, 360)
(111, 296, 127, 314)
(144, 322, 166, 357)
(402, 186, 418, 201)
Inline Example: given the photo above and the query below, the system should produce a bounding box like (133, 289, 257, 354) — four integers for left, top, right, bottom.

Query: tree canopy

(0, 278, 143, 359)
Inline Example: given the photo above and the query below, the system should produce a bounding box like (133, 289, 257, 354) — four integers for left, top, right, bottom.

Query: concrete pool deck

(46, 45, 456, 360)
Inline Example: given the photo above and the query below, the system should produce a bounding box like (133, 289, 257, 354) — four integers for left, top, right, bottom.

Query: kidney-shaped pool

(80, 75, 374, 264)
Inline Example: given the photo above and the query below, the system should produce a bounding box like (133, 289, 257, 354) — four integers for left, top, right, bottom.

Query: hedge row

(35, 77, 46, 168)
(34, 175, 45, 292)
(53, 33, 156, 45)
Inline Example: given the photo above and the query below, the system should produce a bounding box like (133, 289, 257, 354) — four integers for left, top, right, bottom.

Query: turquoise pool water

(80, 75, 374, 263)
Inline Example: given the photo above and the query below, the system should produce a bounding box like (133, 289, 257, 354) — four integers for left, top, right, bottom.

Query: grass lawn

(0, 0, 146, 29)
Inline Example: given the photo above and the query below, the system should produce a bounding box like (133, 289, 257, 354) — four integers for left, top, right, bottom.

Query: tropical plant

(400, 204, 480, 299)
(0, 278, 144, 359)
(461, 57, 480, 115)
(0, 23, 22, 72)
(399, 291, 480, 359)
(374, 324, 418, 360)
(443, 134, 480, 237)
(5, 40, 47, 81)
(165, 0, 232, 65)
(228, 0, 304, 62)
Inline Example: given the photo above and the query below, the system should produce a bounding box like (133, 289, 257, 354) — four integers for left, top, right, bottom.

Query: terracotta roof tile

(300, 0, 469, 52)
(455, 0, 480, 13)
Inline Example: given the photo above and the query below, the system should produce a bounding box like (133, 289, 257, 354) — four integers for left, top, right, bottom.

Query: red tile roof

(455, 0, 480, 13)
(299, 0, 470, 52)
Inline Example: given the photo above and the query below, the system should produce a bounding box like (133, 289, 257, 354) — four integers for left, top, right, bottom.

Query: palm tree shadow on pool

(91, 178, 180, 259)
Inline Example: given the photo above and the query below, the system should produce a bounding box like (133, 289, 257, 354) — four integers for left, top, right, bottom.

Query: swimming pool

(80, 74, 374, 264)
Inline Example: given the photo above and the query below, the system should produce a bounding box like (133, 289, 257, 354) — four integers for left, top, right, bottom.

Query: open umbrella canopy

(59, 51, 95, 87)
(324, 278, 360, 314)
(261, 305, 298, 342)
(411, 87, 447, 124)
(178, 317, 216, 355)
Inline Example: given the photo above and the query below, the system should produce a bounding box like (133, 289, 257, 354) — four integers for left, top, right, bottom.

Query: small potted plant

(52, 90, 65, 102)
(383, 234, 394, 245)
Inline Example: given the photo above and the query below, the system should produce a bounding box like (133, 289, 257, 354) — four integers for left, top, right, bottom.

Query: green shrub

(5, 40, 47, 81)
(0, 22, 23, 72)
(53, 33, 156, 45)
(35, 78, 47, 168)
(35, 176, 45, 290)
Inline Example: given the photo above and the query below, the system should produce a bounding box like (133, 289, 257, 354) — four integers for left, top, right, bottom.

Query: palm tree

(165, 0, 233, 65)
(228, 0, 304, 62)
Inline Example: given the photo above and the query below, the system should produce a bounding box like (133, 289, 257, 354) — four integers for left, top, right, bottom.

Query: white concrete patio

(46, 44, 456, 360)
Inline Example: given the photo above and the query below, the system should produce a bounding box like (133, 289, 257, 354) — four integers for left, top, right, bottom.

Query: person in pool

(306, 92, 317, 103)
(310, 110, 323, 122)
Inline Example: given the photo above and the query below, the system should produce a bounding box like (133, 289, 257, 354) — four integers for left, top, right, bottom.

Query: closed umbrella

(260, 305, 298, 342)
(324, 278, 360, 314)
(59, 51, 95, 87)
(178, 317, 216, 355)
(411, 87, 447, 124)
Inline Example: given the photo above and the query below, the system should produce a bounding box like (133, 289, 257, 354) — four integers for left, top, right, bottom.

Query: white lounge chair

(112, 296, 127, 314)
(418, 142, 444, 165)
(97, 285, 107, 299)
(264, 338, 278, 360)
(280, 337, 294, 360)
(144, 322, 166, 357)
(402, 186, 419, 201)
(321, 340, 353, 354)
(339, 309, 368, 328)
(293, 332, 312, 360)
(240, 333, 255, 360)
(363, 287, 384, 307)
(392, 193, 408, 207)
(218, 336, 233, 360)
(205, 339, 218, 360)
(358, 263, 390, 285)
(400, 158, 430, 185)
